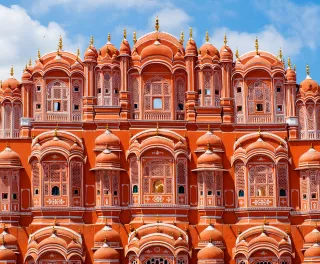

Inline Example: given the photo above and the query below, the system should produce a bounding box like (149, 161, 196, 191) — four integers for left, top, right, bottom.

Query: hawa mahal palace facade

(0, 18, 320, 264)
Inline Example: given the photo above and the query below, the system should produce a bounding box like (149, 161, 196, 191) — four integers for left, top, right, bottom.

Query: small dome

(199, 225, 223, 242)
(0, 146, 22, 169)
(199, 42, 220, 60)
(298, 146, 320, 169)
(305, 243, 320, 258)
(140, 41, 173, 60)
(94, 225, 120, 244)
(246, 138, 274, 153)
(95, 128, 120, 150)
(220, 45, 233, 61)
(305, 229, 320, 244)
(94, 243, 119, 260)
(100, 42, 119, 59)
(84, 44, 98, 61)
(0, 246, 16, 261)
(286, 68, 296, 82)
(197, 242, 224, 260)
(93, 149, 121, 170)
(248, 232, 275, 247)
(196, 131, 223, 151)
(2, 77, 20, 90)
(174, 236, 188, 247)
(22, 69, 32, 80)
(67, 239, 82, 250)
(186, 39, 197, 56)
(300, 76, 319, 94)
(0, 231, 17, 246)
(197, 149, 223, 169)
(120, 39, 131, 55)
(38, 233, 67, 249)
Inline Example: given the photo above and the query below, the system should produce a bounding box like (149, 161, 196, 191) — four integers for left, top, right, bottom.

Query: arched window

(248, 81, 271, 123)
(46, 80, 69, 121)
(249, 165, 274, 198)
(144, 76, 171, 120)
(130, 76, 140, 119)
(178, 186, 185, 194)
(234, 81, 244, 123)
(52, 186, 60, 196)
(175, 77, 185, 120)
(133, 185, 138, 193)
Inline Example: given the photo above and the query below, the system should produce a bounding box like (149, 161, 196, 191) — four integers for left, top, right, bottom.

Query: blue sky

(0, 0, 319, 83)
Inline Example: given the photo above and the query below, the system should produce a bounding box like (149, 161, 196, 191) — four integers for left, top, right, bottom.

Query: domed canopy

(2, 75, 20, 90)
(298, 146, 320, 170)
(140, 41, 173, 61)
(197, 242, 224, 260)
(94, 243, 119, 260)
(0, 230, 17, 246)
(91, 148, 124, 171)
(99, 36, 119, 59)
(194, 149, 224, 171)
(299, 77, 319, 95)
(84, 37, 98, 61)
(199, 225, 224, 243)
(94, 225, 120, 245)
(199, 42, 220, 60)
(305, 229, 320, 244)
(120, 38, 131, 55)
(95, 127, 120, 151)
(0, 146, 22, 169)
(0, 246, 16, 261)
(304, 243, 320, 258)
(196, 130, 223, 152)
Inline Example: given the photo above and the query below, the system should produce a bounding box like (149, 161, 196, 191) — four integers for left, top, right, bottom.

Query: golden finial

(52, 225, 55, 234)
(198, 48, 201, 55)
(133, 31, 137, 44)
(258, 126, 261, 137)
(279, 47, 283, 60)
(25, 64, 28, 71)
(262, 224, 265, 233)
(157, 214, 160, 223)
(10, 66, 14, 77)
(206, 142, 211, 150)
(1, 234, 4, 246)
(263, 215, 267, 225)
(311, 142, 314, 149)
(54, 124, 58, 137)
(29, 58, 32, 66)
(156, 122, 159, 135)
(107, 33, 111, 42)
(205, 31, 209, 42)
(207, 124, 211, 132)
(294, 64, 296, 71)
(155, 16, 159, 31)
(58, 35, 63, 50)
(209, 237, 213, 243)
(306, 64, 310, 76)
(255, 36, 259, 55)
(37, 48, 41, 59)
(224, 33, 227, 46)
(106, 123, 109, 130)
(235, 48, 239, 59)
(57, 47, 60, 56)
(189, 27, 193, 40)
(123, 28, 127, 40)
(54, 217, 57, 226)
(288, 57, 291, 68)
(76, 48, 80, 59)
(180, 31, 184, 44)
(90, 35, 94, 47)
(5, 142, 9, 148)
(104, 236, 107, 244)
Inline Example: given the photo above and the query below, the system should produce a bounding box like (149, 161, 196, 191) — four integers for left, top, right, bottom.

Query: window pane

(54, 102, 61, 111)
(153, 98, 162, 109)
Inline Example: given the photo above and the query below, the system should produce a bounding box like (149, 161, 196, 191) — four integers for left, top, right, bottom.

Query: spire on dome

(58, 35, 63, 51)
(76, 48, 80, 59)
(235, 48, 239, 59)
(24, 64, 28, 71)
(37, 48, 41, 59)
(288, 57, 291, 69)
(255, 37, 259, 55)
(10, 66, 14, 77)
(123, 28, 127, 40)
(294, 64, 296, 71)
(206, 31, 209, 42)
(107, 33, 111, 43)
(224, 33, 227, 46)
(278, 47, 283, 60)
(28, 58, 32, 66)
(90, 35, 94, 47)
(306, 64, 310, 77)
(155, 16, 159, 31)
(180, 31, 184, 44)
(133, 31, 137, 44)
(189, 27, 193, 40)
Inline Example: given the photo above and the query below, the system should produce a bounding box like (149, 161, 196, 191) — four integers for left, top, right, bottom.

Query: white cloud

(210, 25, 302, 59)
(30, 0, 161, 14)
(0, 5, 85, 81)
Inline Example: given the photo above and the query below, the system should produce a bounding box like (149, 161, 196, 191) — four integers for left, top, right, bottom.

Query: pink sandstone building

(0, 18, 318, 264)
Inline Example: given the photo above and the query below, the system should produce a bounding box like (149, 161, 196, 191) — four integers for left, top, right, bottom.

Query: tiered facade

(0, 19, 320, 263)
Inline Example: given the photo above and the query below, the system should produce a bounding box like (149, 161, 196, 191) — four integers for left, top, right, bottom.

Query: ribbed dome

(38, 234, 67, 249)
(199, 42, 220, 60)
(94, 225, 120, 244)
(197, 242, 224, 260)
(0, 146, 22, 169)
(94, 243, 119, 260)
(286, 68, 296, 82)
(305, 229, 320, 244)
(140, 41, 173, 60)
(300, 76, 319, 94)
(84, 45, 98, 61)
(120, 39, 131, 55)
(199, 225, 223, 242)
(197, 149, 223, 169)
(92, 148, 122, 171)
(248, 232, 275, 247)
(196, 131, 223, 151)
(2, 77, 20, 90)
(220, 45, 233, 60)
(305, 243, 320, 258)
(0, 246, 16, 261)
(246, 138, 274, 153)
(0, 231, 17, 246)
(186, 39, 197, 56)
(298, 146, 320, 169)
(95, 129, 120, 150)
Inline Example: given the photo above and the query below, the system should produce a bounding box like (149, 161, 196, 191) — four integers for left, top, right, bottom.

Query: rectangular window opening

(53, 102, 61, 112)
(256, 103, 263, 112)
(276, 87, 281, 92)
(237, 87, 241, 93)
(36, 85, 41, 92)
(237, 106, 242, 112)
(2, 193, 8, 200)
(36, 104, 41, 110)
(74, 105, 80, 111)
(277, 105, 282, 112)
(215, 89, 219, 95)
(153, 98, 162, 109)
(74, 86, 80, 92)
